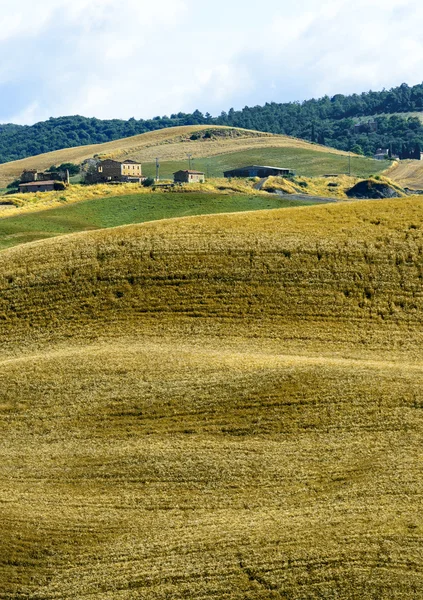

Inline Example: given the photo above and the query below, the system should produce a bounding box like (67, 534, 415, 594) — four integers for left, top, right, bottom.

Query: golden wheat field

(386, 159, 423, 189)
(2, 198, 423, 599)
(0, 125, 350, 187)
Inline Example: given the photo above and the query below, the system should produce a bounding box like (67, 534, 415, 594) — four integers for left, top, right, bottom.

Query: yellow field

(1, 175, 405, 221)
(386, 159, 423, 189)
(0, 125, 350, 187)
(2, 199, 423, 598)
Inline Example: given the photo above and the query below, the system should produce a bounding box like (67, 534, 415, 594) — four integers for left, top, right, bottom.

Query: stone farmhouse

(18, 169, 68, 193)
(87, 159, 144, 184)
(19, 180, 65, 193)
(20, 169, 69, 184)
(224, 165, 296, 178)
(173, 170, 205, 184)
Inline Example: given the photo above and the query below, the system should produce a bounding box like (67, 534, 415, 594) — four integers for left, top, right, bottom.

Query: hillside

(386, 159, 423, 189)
(2, 82, 423, 164)
(2, 199, 423, 598)
(0, 190, 323, 251)
(141, 146, 383, 180)
(0, 125, 384, 188)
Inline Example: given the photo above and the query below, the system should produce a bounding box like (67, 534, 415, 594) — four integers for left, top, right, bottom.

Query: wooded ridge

(2, 82, 423, 163)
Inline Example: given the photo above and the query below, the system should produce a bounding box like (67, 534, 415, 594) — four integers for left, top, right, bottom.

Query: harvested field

(2, 199, 423, 598)
(387, 159, 423, 190)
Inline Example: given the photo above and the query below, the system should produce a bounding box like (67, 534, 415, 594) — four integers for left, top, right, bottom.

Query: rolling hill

(2, 82, 423, 164)
(0, 125, 384, 188)
(2, 199, 423, 598)
(0, 190, 323, 251)
(386, 159, 423, 190)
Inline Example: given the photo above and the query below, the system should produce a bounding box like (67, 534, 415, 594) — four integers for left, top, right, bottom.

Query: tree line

(2, 82, 423, 164)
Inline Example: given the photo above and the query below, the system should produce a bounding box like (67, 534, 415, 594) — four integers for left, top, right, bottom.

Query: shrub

(142, 177, 155, 187)
(351, 144, 364, 155)
(7, 179, 21, 189)
(57, 163, 80, 176)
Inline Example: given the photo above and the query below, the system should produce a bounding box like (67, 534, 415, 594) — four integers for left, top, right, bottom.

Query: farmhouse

(373, 149, 389, 161)
(173, 170, 205, 184)
(21, 169, 68, 184)
(90, 159, 143, 183)
(18, 180, 64, 193)
(224, 165, 296, 178)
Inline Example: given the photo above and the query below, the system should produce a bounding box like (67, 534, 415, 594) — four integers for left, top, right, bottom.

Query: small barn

(174, 170, 205, 184)
(18, 180, 63, 193)
(224, 165, 295, 178)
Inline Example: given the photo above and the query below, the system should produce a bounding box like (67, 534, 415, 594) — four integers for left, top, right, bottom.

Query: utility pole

(187, 154, 193, 170)
(155, 157, 160, 182)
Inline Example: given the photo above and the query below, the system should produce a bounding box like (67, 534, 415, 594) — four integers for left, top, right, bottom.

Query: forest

(1, 82, 423, 163)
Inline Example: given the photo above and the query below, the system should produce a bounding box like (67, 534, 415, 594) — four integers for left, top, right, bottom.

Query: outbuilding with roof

(173, 170, 205, 184)
(224, 165, 295, 178)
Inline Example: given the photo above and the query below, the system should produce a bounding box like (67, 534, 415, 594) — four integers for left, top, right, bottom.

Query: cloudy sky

(0, 0, 422, 124)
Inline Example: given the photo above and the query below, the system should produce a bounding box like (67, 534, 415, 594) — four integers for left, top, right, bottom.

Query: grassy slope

(142, 146, 383, 179)
(2, 199, 423, 598)
(0, 124, 381, 187)
(0, 191, 320, 251)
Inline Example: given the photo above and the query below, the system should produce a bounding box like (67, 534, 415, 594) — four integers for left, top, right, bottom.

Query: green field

(142, 147, 386, 179)
(0, 191, 321, 251)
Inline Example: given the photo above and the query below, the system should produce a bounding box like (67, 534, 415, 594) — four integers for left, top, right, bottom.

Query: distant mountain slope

(0, 125, 354, 186)
(2, 82, 423, 164)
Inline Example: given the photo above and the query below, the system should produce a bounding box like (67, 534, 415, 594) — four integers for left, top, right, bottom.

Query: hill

(2, 199, 423, 598)
(386, 159, 423, 190)
(0, 189, 324, 251)
(140, 146, 383, 180)
(2, 82, 423, 164)
(0, 125, 384, 188)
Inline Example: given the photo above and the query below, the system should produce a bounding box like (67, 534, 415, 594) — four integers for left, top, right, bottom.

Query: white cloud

(1, 0, 423, 124)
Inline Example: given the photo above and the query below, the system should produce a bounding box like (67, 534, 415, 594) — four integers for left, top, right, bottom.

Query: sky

(0, 0, 422, 124)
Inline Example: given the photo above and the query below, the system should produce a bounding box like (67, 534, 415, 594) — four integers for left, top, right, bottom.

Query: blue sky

(1, 0, 422, 124)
